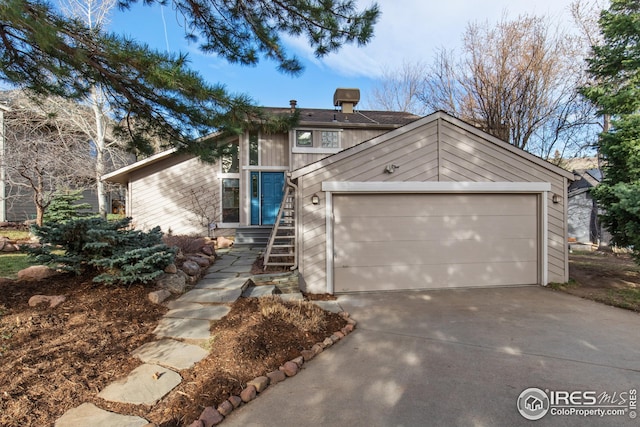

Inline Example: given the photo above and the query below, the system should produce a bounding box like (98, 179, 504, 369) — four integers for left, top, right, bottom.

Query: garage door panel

(334, 215, 536, 242)
(333, 193, 539, 291)
(335, 262, 538, 292)
(334, 193, 536, 217)
(335, 238, 537, 267)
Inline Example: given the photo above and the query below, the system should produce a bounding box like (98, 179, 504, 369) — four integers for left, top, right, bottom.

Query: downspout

(286, 172, 298, 271)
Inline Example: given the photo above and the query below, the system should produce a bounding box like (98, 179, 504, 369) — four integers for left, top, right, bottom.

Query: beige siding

(296, 115, 570, 293)
(291, 129, 390, 170)
(129, 154, 219, 235)
(260, 133, 289, 167)
(333, 193, 538, 292)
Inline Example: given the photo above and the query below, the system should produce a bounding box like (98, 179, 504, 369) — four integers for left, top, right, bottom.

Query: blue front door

(250, 172, 285, 225)
(261, 172, 285, 225)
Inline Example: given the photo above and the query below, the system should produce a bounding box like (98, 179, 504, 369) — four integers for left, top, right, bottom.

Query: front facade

(104, 93, 573, 294)
(103, 90, 417, 235)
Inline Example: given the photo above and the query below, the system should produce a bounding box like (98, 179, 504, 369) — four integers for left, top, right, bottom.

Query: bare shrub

(258, 296, 326, 333)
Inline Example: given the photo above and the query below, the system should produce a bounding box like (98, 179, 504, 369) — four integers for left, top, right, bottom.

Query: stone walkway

(54, 246, 297, 427)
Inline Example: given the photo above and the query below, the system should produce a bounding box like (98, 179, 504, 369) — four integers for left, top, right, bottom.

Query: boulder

(17, 265, 58, 281)
(181, 260, 201, 277)
(155, 271, 189, 294)
(28, 295, 66, 308)
(148, 289, 172, 304)
(216, 236, 234, 249)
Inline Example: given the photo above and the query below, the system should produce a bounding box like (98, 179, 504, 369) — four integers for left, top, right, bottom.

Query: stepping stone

(219, 264, 253, 273)
(153, 317, 212, 340)
(98, 363, 181, 405)
(132, 339, 208, 370)
(202, 271, 238, 280)
(195, 277, 248, 290)
(242, 285, 277, 298)
(177, 287, 242, 304)
(55, 403, 148, 427)
(312, 300, 344, 313)
(233, 257, 258, 266)
(165, 303, 231, 320)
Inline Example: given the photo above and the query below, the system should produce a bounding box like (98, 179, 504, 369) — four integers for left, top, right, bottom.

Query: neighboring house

(567, 168, 611, 246)
(103, 89, 574, 294)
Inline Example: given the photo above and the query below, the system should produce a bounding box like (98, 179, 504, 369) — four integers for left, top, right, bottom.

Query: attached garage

(332, 192, 539, 292)
(291, 112, 574, 294)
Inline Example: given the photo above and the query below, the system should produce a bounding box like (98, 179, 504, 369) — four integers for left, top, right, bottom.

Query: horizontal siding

(130, 155, 219, 235)
(296, 116, 569, 292)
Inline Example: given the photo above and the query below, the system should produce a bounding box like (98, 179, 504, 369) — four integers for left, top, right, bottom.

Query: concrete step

(242, 284, 280, 298)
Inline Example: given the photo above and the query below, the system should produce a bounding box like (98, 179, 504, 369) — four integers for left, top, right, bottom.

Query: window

(293, 129, 341, 152)
(249, 131, 259, 166)
(222, 178, 240, 223)
(221, 143, 239, 173)
(321, 131, 340, 148)
(296, 130, 313, 147)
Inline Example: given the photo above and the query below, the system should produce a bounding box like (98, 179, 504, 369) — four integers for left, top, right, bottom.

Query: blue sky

(109, 0, 586, 110)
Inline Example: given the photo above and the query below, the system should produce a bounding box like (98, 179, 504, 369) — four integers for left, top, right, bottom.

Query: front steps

(234, 226, 273, 247)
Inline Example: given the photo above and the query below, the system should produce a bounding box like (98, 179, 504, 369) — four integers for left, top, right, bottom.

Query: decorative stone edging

(178, 310, 358, 427)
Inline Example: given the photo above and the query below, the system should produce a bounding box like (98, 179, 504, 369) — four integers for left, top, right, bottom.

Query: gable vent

(333, 88, 360, 114)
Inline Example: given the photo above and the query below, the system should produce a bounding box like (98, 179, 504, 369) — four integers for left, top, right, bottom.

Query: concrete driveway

(223, 287, 640, 426)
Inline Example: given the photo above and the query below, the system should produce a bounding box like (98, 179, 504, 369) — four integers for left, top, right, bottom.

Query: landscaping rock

(228, 395, 242, 408)
(182, 260, 201, 277)
(240, 385, 257, 402)
(148, 289, 171, 304)
(216, 400, 234, 416)
(189, 255, 211, 268)
(291, 356, 304, 367)
(323, 337, 333, 348)
(312, 343, 324, 355)
(334, 331, 345, 339)
(164, 263, 178, 274)
(17, 265, 57, 281)
(187, 420, 204, 427)
(280, 361, 299, 377)
(198, 407, 223, 427)
(156, 271, 188, 294)
(28, 295, 66, 308)
(266, 370, 286, 385)
(247, 376, 269, 393)
(301, 349, 315, 362)
(201, 245, 215, 256)
(216, 236, 233, 249)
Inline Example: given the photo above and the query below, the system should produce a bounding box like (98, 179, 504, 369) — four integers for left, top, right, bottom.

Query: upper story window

(293, 129, 341, 153)
(221, 143, 239, 173)
(249, 131, 259, 166)
(321, 131, 340, 148)
(296, 130, 313, 147)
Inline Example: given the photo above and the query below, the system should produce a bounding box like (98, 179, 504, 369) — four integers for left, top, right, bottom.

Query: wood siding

(295, 116, 569, 293)
(291, 129, 390, 170)
(129, 154, 219, 235)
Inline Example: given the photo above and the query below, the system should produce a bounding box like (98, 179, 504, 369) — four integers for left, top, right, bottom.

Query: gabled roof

(292, 110, 575, 180)
(569, 168, 602, 195)
(102, 148, 181, 185)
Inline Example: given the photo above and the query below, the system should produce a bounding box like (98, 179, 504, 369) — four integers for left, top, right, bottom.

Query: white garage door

(333, 193, 539, 292)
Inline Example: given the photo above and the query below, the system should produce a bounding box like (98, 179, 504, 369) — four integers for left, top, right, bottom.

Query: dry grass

(258, 296, 327, 333)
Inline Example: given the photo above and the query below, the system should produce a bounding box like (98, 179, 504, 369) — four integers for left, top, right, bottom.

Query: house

(103, 89, 574, 294)
(567, 168, 611, 247)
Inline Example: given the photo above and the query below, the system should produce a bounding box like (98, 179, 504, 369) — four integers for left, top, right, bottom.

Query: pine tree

(0, 0, 379, 156)
(43, 189, 93, 224)
(581, 0, 640, 259)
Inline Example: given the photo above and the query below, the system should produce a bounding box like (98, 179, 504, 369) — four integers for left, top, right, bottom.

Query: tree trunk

(91, 86, 108, 219)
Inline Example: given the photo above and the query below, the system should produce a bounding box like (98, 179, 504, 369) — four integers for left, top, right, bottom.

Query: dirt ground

(0, 272, 346, 427)
(557, 250, 640, 311)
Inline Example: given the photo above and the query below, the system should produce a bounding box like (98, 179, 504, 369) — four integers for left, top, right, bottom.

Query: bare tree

(1, 91, 94, 225)
(187, 185, 220, 237)
(370, 13, 600, 160)
(57, 0, 129, 218)
(366, 60, 430, 115)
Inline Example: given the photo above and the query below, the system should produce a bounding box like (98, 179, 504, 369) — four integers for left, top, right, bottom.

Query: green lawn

(0, 252, 34, 278)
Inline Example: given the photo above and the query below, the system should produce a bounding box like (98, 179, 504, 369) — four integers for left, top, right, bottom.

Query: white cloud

(299, 0, 583, 79)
